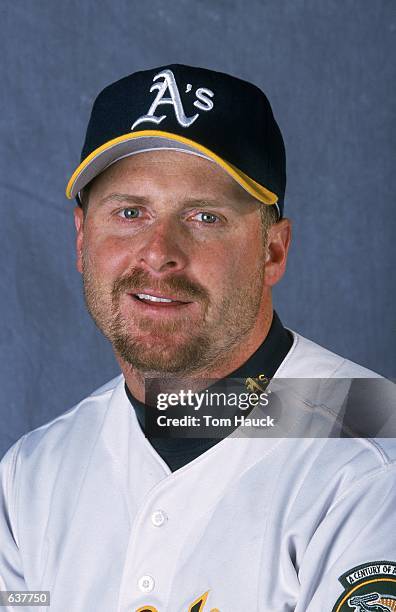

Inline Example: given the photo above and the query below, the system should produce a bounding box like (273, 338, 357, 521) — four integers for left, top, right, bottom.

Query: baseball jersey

(0, 330, 395, 612)
(126, 310, 293, 472)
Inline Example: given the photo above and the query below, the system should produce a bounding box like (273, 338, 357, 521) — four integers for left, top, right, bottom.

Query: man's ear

(264, 218, 292, 286)
(74, 206, 84, 274)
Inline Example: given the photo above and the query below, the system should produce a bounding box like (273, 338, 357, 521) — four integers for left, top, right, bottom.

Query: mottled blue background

(1, 1, 395, 457)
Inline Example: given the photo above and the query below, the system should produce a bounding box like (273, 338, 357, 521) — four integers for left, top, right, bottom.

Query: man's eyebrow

(97, 194, 233, 209)
(183, 197, 252, 213)
(182, 198, 229, 208)
(98, 193, 151, 206)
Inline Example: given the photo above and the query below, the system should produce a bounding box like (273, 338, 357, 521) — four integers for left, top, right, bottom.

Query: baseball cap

(66, 64, 286, 218)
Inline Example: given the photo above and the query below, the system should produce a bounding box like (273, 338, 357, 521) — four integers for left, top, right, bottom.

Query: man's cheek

(89, 238, 132, 275)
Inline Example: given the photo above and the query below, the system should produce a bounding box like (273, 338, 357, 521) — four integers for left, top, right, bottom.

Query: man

(0, 64, 395, 612)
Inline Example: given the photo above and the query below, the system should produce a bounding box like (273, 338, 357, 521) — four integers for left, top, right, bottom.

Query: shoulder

(0, 374, 126, 561)
(0, 374, 124, 467)
(277, 329, 382, 378)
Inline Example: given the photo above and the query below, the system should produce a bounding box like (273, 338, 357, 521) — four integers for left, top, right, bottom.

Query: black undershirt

(125, 311, 293, 472)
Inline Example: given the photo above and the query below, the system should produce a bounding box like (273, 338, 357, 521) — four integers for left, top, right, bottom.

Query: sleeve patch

(332, 561, 396, 611)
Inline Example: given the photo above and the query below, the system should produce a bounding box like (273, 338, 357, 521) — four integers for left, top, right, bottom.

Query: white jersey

(1, 331, 395, 612)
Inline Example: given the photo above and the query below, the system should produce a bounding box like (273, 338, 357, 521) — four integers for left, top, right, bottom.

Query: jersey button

(138, 575, 155, 593)
(151, 509, 168, 527)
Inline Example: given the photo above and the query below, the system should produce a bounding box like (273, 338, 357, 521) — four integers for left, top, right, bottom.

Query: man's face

(74, 151, 275, 375)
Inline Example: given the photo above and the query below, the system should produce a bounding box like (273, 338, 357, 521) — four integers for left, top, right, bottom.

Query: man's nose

(135, 218, 189, 274)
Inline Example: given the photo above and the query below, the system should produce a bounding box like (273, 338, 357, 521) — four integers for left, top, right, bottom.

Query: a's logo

(332, 561, 396, 612)
(136, 590, 220, 612)
(131, 69, 214, 130)
(245, 373, 270, 394)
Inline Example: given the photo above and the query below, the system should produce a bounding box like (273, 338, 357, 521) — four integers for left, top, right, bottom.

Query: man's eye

(195, 212, 219, 224)
(118, 207, 140, 219)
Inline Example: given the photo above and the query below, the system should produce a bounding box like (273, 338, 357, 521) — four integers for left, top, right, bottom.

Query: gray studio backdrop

(1, 1, 395, 458)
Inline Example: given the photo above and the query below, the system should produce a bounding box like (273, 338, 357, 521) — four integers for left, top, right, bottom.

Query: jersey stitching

(330, 358, 350, 378)
(320, 406, 391, 465)
(307, 398, 391, 466)
(360, 437, 391, 464)
(327, 461, 396, 511)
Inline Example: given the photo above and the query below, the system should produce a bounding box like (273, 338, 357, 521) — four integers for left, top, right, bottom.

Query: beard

(82, 259, 266, 377)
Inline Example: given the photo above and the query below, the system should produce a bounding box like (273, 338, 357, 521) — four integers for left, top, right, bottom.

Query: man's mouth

(131, 292, 192, 307)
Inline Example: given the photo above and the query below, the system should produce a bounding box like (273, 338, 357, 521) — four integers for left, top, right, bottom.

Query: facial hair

(82, 258, 266, 377)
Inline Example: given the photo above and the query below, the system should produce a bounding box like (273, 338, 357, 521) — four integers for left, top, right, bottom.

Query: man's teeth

(137, 293, 174, 303)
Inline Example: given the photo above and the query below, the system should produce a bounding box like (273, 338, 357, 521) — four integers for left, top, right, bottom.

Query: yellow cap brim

(66, 129, 279, 208)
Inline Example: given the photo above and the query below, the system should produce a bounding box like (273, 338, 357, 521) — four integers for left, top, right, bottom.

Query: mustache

(112, 268, 209, 302)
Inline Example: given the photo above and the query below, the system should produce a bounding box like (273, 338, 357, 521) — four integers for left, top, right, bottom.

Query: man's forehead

(95, 149, 229, 178)
(88, 151, 262, 208)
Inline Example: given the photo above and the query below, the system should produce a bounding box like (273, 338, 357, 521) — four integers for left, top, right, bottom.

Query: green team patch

(332, 561, 396, 611)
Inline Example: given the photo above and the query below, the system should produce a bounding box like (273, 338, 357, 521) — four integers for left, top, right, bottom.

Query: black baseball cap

(66, 64, 286, 217)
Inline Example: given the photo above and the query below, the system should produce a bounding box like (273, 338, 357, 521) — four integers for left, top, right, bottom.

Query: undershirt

(125, 311, 293, 471)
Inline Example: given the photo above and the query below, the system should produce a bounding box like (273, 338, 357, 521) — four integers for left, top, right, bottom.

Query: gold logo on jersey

(245, 373, 269, 393)
(332, 561, 396, 611)
(136, 590, 220, 612)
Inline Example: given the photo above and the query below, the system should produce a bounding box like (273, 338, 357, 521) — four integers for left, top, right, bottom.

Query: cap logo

(131, 69, 214, 131)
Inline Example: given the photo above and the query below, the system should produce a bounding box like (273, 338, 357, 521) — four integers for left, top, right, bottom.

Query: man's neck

(117, 306, 274, 403)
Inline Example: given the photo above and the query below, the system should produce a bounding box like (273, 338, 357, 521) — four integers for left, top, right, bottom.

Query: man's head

(74, 151, 290, 376)
(68, 64, 291, 377)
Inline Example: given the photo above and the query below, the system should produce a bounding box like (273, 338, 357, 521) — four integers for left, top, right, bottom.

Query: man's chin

(112, 332, 211, 375)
